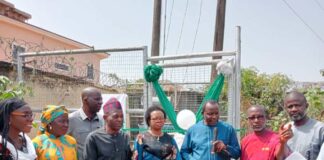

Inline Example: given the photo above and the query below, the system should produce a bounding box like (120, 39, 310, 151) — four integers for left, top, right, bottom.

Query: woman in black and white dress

(0, 98, 37, 160)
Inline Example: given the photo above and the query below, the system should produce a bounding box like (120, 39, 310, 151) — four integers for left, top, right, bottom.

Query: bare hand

(279, 124, 293, 143)
(137, 134, 144, 144)
(212, 140, 227, 153)
(165, 146, 177, 159)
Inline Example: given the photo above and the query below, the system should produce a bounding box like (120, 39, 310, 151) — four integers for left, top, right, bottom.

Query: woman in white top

(0, 98, 37, 160)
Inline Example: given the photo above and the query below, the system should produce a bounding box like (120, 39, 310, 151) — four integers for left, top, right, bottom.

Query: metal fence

(2, 27, 241, 141)
(11, 45, 148, 139)
(146, 26, 242, 136)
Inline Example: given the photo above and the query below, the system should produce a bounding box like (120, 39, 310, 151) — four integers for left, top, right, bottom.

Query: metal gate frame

(16, 46, 149, 115)
(145, 26, 241, 131)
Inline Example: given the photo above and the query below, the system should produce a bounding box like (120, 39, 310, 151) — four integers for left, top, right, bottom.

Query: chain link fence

(0, 36, 148, 139)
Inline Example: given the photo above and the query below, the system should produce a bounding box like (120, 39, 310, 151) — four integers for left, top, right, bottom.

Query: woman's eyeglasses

(11, 112, 35, 119)
(150, 117, 165, 121)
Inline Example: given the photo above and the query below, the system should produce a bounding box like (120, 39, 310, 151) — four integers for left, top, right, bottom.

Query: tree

(240, 67, 292, 133)
(304, 87, 324, 122)
(204, 67, 324, 135)
(241, 67, 291, 112)
(0, 75, 32, 101)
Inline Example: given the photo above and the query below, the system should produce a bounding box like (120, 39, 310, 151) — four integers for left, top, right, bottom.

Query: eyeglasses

(11, 112, 35, 119)
(247, 115, 265, 121)
(150, 117, 165, 121)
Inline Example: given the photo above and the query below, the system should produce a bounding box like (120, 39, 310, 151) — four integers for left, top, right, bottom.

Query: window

(12, 45, 25, 63)
(87, 64, 94, 79)
(55, 63, 69, 71)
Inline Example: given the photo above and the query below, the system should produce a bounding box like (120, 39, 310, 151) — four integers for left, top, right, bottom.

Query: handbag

(141, 132, 174, 159)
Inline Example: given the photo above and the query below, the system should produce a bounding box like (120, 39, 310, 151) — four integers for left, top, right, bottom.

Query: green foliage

(267, 111, 289, 132)
(203, 67, 324, 135)
(241, 67, 291, 111)
(304, 87, 324, 121)
(0, 75, 33, 101)
(0, 75, 35, 127)
(240, 67, 292, 132)
(240, 67, 324, 132)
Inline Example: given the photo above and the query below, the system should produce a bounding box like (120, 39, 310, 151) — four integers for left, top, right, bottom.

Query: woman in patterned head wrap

(32, 105, 77, 160)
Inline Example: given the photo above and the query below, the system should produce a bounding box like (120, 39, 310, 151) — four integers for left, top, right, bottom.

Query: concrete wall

(0, 65, 119, 138)
(0, 15, 107, 80)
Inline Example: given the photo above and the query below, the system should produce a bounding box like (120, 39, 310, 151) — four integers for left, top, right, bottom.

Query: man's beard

(252, 125, 266, 132)
(290, 111, 307, 121)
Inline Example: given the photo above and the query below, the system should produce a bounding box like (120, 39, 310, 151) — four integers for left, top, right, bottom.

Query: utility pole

(151, 0, 162, 64)
(211, 0, 226, 82)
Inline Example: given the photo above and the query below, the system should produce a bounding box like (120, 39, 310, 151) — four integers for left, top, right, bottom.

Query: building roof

(0, 0, 31, 22)
(0, 0, 108, 59)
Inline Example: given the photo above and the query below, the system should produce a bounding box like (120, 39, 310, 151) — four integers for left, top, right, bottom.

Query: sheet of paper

(286, 152, 306, 160)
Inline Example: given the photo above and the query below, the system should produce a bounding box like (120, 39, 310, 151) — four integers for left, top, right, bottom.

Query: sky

(9, 0, 324, 82)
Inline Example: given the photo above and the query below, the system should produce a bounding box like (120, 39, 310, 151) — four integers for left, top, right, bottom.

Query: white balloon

(176, 109, 196, 130)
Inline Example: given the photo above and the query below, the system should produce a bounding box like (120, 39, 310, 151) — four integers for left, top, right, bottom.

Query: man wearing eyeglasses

(241, 105, 293, 160)
(284, 91, 324, 160)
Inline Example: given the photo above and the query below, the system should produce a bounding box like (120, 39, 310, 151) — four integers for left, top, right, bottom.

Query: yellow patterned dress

(32, 131, 78, 160)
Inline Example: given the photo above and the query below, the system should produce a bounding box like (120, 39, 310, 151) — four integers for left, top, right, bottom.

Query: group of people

(0, 87, 120, 160)
(241, 91, 324, 160)
(0, 87, 323, 160)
